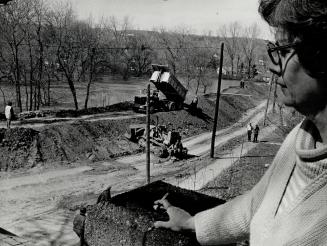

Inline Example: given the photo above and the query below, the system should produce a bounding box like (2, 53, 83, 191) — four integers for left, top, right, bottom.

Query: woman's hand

(153, 196, 195, 232)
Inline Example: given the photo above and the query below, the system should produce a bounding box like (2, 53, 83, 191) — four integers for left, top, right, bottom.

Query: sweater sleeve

(194, 123, 301, 245)
(194, 165, 274, 244)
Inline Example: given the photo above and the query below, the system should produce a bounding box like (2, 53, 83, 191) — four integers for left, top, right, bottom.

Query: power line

(0, 41, 221, 51)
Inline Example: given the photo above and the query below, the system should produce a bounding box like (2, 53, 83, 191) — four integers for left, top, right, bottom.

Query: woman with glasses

(153, 0, 327, 245)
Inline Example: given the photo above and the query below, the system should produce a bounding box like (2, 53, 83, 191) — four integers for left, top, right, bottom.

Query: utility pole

(263, 74, 274, 126)
(210, 42, 224, 158)
(146, 84, 151, 184)
(272, 75, 278, 113)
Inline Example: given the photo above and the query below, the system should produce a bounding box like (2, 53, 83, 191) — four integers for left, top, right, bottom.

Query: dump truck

(133, 64, 188, 113)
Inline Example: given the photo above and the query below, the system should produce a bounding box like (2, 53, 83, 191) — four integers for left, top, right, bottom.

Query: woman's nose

(269, 61, 282, 77)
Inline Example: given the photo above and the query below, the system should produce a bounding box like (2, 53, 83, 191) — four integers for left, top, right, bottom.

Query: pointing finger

(154, 199, 171, 209)
(154, 220, 171, 229)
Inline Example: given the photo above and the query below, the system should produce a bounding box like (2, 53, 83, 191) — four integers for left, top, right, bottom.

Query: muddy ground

(0, 81, 303, 246)
(0, 82, 267, 171)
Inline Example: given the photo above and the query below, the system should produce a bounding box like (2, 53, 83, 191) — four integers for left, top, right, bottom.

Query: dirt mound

(85, 181, 232, 246)
(37, 119, 143, 164)
(0, 128, 40, 170)
(0, 82, 269, 171)
(13, 102, 134, 120)
(54, 101, 134, 118)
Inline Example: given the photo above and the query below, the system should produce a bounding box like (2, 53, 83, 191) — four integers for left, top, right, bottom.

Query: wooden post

(272, 75, 278, 113)
(210, 42, 224, 158)
(146, 83, 151, 184)
(263, 74, 274, 126)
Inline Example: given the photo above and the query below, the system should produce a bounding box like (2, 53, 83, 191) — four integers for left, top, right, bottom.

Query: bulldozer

(125, 123, 188, 160)
(124, 124, 164, 147)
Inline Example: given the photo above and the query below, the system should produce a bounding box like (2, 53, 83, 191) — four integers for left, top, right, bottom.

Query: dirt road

(0, 110, 145, 129)
(0, 101, 273, 246)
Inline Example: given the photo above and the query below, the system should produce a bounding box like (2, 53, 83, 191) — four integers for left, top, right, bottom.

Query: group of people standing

(247, 122, 260, 142)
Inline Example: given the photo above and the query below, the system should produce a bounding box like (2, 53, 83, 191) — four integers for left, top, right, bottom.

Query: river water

(1, 76, 241, 110)
(100, 76, 241, 106)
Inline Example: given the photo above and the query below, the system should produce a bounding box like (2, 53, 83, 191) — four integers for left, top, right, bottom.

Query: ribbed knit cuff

(194, 202, 248, 245)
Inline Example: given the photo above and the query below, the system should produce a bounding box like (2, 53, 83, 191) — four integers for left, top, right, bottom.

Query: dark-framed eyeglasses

(267, 41, 298, 65)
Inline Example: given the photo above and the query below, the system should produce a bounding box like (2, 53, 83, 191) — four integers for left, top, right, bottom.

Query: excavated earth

(1, 81, 304, 246)
(85, 181, 235, 246)
(0, 82, 269, 171)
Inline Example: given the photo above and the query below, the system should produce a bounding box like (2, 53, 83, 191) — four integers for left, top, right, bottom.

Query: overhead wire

(0, 41, 221, 51)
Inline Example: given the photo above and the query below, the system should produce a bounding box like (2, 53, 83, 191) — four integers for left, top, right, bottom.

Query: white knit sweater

(194, 121, 327, 245)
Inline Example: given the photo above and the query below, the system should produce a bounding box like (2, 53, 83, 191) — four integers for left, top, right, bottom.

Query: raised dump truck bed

(133, 64, 188, 112)
(150, 64, 187, 104)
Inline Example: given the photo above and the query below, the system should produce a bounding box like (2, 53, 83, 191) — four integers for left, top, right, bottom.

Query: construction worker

(73, 207, 87, 246)
(190, 96, 198, 110)
(152, 90, 159, 104)
(240, 78, 245, 88)
(5, 101, 14, 129)
(247, 123, 253, 142)
(253, 124, 260, 143)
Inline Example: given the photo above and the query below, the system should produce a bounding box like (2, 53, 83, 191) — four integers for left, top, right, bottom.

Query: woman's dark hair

(259, 0, 327, 78)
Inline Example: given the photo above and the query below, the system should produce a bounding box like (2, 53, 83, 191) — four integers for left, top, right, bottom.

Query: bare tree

(81, 19, 105, 109)
(218, 22, 241, 77)
(21, 0, 49, 111)
(46, 3, 91, 110)
(0, 1, 32, 112)
(125, 32, 156, 77)
(239, 23, 261, 78)
(102, 16, 133, 79)
(155, 27, 191, 75)
(192, 47, 214, 94)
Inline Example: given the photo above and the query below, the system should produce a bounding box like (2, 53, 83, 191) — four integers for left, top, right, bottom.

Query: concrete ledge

(0, 227, 32, 246)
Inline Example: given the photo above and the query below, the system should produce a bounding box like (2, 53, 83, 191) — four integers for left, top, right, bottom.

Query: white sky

(63, 0, 272, 39)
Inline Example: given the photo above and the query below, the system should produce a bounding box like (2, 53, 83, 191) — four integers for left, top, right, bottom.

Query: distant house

(217, 67, 228, 76)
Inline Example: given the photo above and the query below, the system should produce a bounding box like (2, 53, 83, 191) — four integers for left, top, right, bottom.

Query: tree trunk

(279, 104, 284, 126)
(247, 59, 252, 78)
(67, 77, 79, 110)
(47, 74, 51, 106)
(84, 51, 95, 109)
(29, 78, 33, 111)
(24, 71, 29, 111)
(37, 43, 44, 110)
(15, 47, 22, 112)
(0, 87, 6, 106)
(272, 77, 278, 113)
(236, 56, 240, 77)
(195, 77, 200, 94)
